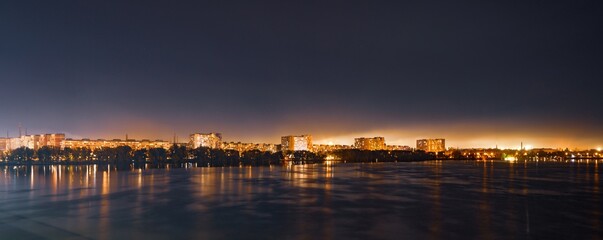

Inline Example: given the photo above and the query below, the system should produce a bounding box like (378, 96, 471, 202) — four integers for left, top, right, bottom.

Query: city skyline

(0, 125, 599, 150)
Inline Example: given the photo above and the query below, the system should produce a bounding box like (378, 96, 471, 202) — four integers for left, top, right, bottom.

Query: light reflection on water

(0, 161, 601, 239)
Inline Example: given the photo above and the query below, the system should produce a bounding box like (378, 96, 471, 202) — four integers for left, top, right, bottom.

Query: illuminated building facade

(38, 134, 65, 149)
(64, 138, 171, 150)
(222, 142, 278, 153)
(4, 134, 66, 151)
(313, 144, 353, 152)
(385, 145, 411, 151)
(354, 137, 386, 150)
(190, 133, 222, 149)
(416, 139, 446, 152)
(281, 135, 313, 152)
(0, 138, 7, 151)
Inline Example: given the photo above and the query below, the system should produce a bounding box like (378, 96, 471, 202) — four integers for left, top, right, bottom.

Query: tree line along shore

(2, 145, 588, 169)
(0, 145, 437, 169)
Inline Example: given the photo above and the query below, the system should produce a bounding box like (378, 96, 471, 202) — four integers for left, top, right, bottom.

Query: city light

(597, 147, 601, 151)
(355, 137, 386, 150)
(504, 156, 517, 161)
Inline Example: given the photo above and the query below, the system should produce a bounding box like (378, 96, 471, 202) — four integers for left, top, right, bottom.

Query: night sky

(1, 0, 602, 148)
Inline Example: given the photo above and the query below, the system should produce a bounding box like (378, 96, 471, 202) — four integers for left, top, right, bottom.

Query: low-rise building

(313, 144, 353, 152)
(222, 142, 278, 153)
(64, 138, 171, 150)
(385, 145, 411, 151)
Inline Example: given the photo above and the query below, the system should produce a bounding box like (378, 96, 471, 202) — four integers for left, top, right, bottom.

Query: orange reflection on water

(97, 169, 112, 240)
(478, 160, 493, 238)
(428, 160, 442, 240)
(593, 161, 600, 232)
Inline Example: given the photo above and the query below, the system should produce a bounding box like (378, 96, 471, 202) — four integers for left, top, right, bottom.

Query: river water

(0, 160, 601, 239)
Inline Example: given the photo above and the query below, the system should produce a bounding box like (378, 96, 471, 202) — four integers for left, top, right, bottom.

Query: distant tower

(521, 142, 523, 150)
(18, 123, 22, 137)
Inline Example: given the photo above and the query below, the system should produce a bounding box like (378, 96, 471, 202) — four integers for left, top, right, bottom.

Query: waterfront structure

(222, 142, 278, 153)
(38, 134, 65, 149)
(0, 138, 7, 151)
(64, 138, 171, 150)
(354, 137, 386, 150)
(190, 133, 222, 149)
(9, 137, 20, 150)
(0, 130, 437, 155)
(281, 135, 313, 152)
(3, 134, 66, 151)
(385, 145, 412, 151)
(416, 139, 446, 152)
(313, 144, 353, 152)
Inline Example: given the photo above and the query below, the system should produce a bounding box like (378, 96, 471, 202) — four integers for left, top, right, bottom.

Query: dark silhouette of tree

(169, 144, 187, 166)
(224, 150, 240, 165)
(1, 144, 494, 169)
(50, 146, 61, 162)
(8, 147, 34, 163)
(95, 147, 116, 164)
(133, 149, 147, 169)
(291, 150, 324, 164)
(79, 147, 92, 162)
(115, 146, 132, 170)
(192, 147, 212, 166)
(451, 150, 463, 160)
(37, 146, 53, 163)
(63, 147, 75, 162)
(148, 148, 167, 167)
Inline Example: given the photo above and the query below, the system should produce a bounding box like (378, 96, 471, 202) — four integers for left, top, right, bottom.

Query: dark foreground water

(0, 160, 601, 239)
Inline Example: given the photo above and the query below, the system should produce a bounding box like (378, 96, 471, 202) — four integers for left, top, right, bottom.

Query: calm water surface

(0, 161, 601, 239)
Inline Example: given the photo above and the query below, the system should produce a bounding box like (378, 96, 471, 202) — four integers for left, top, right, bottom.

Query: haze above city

(1, 1, 602, 149)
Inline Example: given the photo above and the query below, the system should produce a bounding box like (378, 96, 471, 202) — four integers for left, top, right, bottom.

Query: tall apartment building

(38, 134, 65, 149)
(4, 133, 66, 151)
(416, 139, 446, 152)
(0, 138, 7, 151)
(281, 135, 313, 152)
(354, 137, 386, 150)
(190, 133, 222, 149)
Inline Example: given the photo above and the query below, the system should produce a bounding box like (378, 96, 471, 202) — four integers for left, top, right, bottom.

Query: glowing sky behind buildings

(1, 1, 602, 149)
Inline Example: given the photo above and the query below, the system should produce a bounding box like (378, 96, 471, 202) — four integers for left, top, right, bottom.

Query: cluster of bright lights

(504, 156, 517, 161)
(191, 133, 222, 149)
(416, 139, 446, 152)
(354, 137, 387, 150)
(222, 142, 278, 152)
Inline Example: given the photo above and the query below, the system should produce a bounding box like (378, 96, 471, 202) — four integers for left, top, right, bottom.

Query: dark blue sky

(1, 0, 602, 148)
